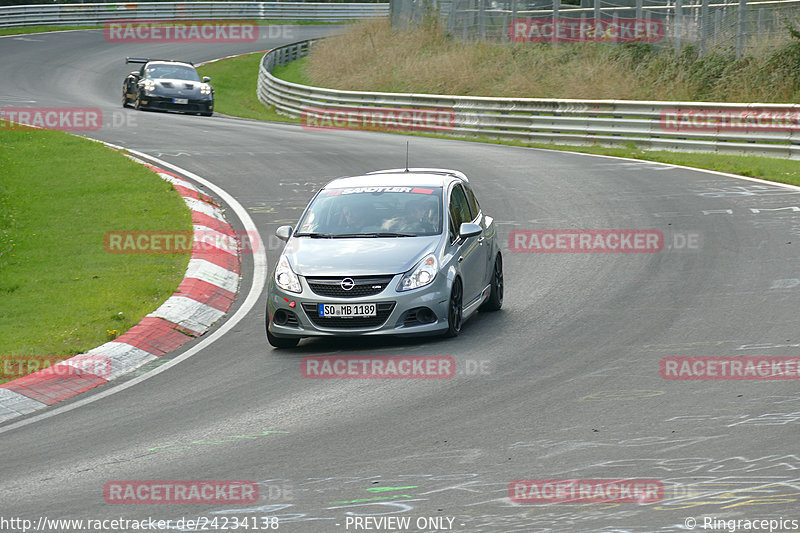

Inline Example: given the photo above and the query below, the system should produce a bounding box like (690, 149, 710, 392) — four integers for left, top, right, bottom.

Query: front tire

(480, 253, 503, 311)
(445, 278, 463, 337)
(122, 89, 130, 108)
(267, 326, 299, 349)
(134, 92, 143, 111)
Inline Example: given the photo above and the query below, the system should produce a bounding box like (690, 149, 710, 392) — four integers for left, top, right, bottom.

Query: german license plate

(173, 98, 188, 104)
(318, 303, 376, 318)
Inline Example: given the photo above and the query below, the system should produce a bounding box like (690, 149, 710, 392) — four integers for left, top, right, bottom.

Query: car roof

(324, 168, 468, 190)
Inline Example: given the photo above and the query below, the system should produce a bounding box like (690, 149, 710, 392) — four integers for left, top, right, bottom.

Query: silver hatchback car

(265, 168, 503, 348)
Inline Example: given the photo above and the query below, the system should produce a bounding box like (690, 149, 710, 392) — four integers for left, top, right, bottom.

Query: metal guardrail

(0, 2, 389, 28)
(258, 39, 800, 159)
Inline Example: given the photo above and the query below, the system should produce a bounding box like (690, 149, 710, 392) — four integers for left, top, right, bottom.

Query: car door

(448, 183, 487, 306)
(463, 181, 492, 287)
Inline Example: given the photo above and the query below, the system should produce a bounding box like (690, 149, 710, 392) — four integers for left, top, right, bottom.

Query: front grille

(306, 276, 394, 298)
(147, 97, 210, 112)
(302, 302, 395, 329)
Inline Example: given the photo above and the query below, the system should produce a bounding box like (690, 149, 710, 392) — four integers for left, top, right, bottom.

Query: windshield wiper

(332, 232, 417, 238)
(294, 232, 333, 238)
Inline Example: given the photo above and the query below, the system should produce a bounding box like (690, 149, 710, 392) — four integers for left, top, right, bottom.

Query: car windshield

(145, 64, 201, 82)
(295, 186, 443, 237)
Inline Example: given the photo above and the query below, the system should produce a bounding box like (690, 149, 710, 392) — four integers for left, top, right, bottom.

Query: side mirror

(202, 76, 211, 83)
(459, 222, 482, 239)
(275, 225, 293, 242)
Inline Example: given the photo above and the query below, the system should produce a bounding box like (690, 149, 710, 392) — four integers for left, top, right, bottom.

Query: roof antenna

(404, 141, 409, 172)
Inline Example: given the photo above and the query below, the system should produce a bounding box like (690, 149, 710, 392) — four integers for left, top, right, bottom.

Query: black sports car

(122, 58, 214, 116)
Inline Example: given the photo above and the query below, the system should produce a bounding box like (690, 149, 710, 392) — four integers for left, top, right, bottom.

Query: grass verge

(0, 128, 191, 383)
(198, 52, 300, 123)
(0, 25, 101, 37)
(306, 19, 800, 102)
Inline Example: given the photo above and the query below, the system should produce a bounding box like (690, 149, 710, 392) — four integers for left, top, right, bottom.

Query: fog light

(274, 309, 289, 326)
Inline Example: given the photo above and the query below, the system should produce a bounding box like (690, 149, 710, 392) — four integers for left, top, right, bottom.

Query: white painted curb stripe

(194, 224, 239, 256)
(0, 389, 48, 424)
(184, 196, 227, 221)
(84, 343, 159, 381)
(184, 258, 240, 293)
(147, 296, 227, 335)
(158, 172, 196, 190)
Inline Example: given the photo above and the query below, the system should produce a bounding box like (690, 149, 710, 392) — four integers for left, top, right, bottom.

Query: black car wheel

(134, 92, 143, 111)
(480, 253, 503, 311)
(445, 278, 463, 337)
(267, 325, 299, 349)
(122, 88, 129, 108)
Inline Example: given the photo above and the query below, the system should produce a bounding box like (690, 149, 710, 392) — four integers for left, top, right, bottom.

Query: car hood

(284, 236, 441, 277)
(145, 78, 209, 96)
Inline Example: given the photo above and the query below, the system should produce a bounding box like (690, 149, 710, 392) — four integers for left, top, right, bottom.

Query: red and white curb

(0, 157, 241, 423)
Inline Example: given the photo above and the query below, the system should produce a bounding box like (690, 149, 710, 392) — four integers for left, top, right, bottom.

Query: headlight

(142, 80, 155, 93)
(397, 254, 437, 292)
(200, 84, 212, 95)
(274, 255, 301, 293)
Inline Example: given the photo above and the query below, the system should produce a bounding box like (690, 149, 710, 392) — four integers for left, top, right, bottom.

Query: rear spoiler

(126, 57, 194, 65)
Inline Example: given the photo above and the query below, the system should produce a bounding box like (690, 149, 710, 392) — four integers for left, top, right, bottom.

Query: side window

(448, 184, 472, 242)
(448, 211, 458, 242)
(464, 184, 481, 221)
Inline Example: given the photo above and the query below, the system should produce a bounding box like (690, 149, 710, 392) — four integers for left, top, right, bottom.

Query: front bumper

(140, 94, 213, 113)
(267, 272, 451, 339)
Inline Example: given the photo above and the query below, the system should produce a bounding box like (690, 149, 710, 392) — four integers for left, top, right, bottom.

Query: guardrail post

(737, 0, 746, 58)
(552, 0, 559, 46)
(462, 0, 469, 40)
(593, 0, 600, 42)
(478, 0, 485, 39)
(673, 0, 682, 53)
(700, 0, 709, 56)
(509, 0, 518, 43)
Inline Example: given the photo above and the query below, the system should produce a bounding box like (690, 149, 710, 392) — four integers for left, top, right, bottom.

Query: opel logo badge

(340, 278, 355, 291)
